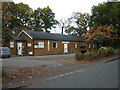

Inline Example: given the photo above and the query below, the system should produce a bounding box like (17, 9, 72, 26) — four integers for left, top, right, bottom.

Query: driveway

(2, 54, 76, 68)
(2, 54, 76, 88)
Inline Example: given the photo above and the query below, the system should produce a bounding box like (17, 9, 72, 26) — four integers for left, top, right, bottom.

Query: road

(28, 59, 118, 88)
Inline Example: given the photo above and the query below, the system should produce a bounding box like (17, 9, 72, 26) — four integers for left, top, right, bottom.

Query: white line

(47, 69, 85, 81)
(48, 76, 59, 80)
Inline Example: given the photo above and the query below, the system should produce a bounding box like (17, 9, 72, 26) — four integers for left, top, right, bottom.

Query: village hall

(9, 30, 95, 56)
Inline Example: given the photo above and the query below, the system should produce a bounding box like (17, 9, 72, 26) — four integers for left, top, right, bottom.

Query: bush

(87, 50, 99, 59)
(98, 47, 115, 56)
(75, 47, 115, 61)
(81, 50, 87, 53)
(114, 48, 120, 55)
(75, 52, 87, 60)
(107, 47, 115, 56)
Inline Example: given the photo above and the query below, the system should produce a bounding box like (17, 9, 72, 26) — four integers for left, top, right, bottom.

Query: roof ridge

(22, 30, 84, 42)
(24, 30, 82, 37)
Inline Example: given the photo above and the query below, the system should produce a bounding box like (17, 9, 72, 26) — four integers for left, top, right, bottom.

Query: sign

(38, 42, 44, 48)
(62, 41, 69, 44)
(10, 41, 14, 48)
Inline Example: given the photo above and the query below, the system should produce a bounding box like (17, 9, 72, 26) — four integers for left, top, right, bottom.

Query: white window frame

(73, 43, 77, 48)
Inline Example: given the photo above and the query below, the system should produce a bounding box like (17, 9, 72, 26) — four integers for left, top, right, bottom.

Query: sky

(12, 0, 109, 33)
(13, 0, 109, 20)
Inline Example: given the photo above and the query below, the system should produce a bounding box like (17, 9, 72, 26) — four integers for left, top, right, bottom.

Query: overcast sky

(12, 0, 109, 33)
(13, 0, 109, 19)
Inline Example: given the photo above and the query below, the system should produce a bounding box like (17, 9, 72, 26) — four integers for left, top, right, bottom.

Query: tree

(32, 6, 58, 32)
(2, 2, 33, 33)
(58, 18, 68, 34)
(2, 2, 33, 46)
(2, 2, 14, 46)
(90, 2, 120, 47)
(10, 2, 33, 33)
(65, 12, 90, 36)
(84, 25, 117, 47)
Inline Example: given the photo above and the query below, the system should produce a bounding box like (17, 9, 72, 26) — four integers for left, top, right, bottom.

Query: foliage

(2, 2, 32, 32)
(84, 25, 117, 47)
(75, 52, 87, 60)
(75, 47, 115, 61)
(80, 50, 87, 53)
(90, 2, 120, 47)
(2, 2, 32, 45)
(32, 6, 58, 32)
(98, 47, 115, 56)
(91, 2, 120, 28)
(2, 26, 12, 46)
(87, 50, 99, 59)
(65, 12, 90, 36)
(2, 2, 58, 46)
(114, 48, 120, 55)
(75, 51, 99, 61)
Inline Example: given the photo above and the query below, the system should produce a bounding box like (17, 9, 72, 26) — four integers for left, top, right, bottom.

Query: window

(53, 42, 57, 48)
(73, 43, 77, 48)
(80, 46, 86, 48)
(10, 41, 14, 48)
(34, 44, 38, 48)
(38, 42, 44, 48)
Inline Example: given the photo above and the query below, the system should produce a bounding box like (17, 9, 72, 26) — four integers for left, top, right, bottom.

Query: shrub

(81, 50, 87, 53)
(98, 47, 109, 56)
(114, 48, 120, 55)
(107, 47, 115, 56)
(75, 47, 115, 61)
(98, 47, 115, 56)
(75, 52, 87, 60)
(87, 50, 99, 59)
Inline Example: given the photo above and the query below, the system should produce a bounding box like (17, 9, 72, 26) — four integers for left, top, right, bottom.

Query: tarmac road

(2, 55, 119, 89)
(28, 58, 118, 88)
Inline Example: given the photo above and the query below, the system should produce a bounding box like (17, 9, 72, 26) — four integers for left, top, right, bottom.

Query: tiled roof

(12, 36, 27, 41)
(23, 30, 84, 42)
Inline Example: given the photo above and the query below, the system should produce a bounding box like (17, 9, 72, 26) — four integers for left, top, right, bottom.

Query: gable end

(18, 30, 33, 39)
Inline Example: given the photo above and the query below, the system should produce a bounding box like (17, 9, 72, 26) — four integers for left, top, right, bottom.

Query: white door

(17, 43, 22, 55)
(64, 44, 68, 53)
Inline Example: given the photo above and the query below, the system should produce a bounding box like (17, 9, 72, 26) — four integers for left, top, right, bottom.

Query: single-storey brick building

(9, 30, 95, 56)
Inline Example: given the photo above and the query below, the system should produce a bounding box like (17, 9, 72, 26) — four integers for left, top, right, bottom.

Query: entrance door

(64, 44, 68, 53)
(17, 43, 22, 55)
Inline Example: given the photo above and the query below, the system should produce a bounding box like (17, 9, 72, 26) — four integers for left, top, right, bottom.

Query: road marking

(47, 69, 85, 81)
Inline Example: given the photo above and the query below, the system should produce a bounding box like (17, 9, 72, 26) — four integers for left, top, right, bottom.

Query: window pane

(73, 43, 77, 48)
(53, 42, 57, 48)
